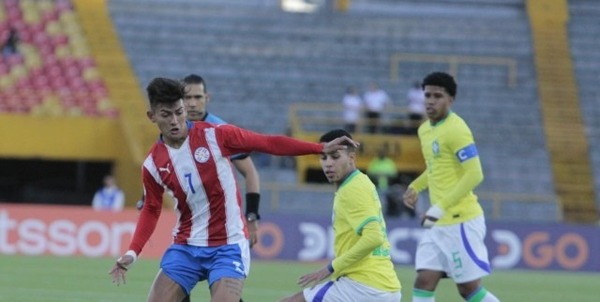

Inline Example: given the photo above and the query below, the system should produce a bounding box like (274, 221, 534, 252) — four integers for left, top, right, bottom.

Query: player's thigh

(161, 244, 205, 295)
(304, 277, 401, 302)
(415, 229, 447, 272)
(209, 277, 244, 302)
(207, 241, 250, 285)
(147, 269, 187, 302)
(448, 217, 491, 283)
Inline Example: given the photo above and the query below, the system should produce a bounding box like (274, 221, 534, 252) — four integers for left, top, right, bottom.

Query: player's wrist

(117, 250, 138, 268)
(327, 261, 335, 273)
(422, 205, 444, 228)
(425, 205, 444, 219)
(245, 193, 261, 221)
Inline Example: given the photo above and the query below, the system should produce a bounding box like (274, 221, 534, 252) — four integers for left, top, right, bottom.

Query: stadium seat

(0, 0, 115, 117)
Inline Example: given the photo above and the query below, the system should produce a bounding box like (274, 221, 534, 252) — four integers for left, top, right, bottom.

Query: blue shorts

(160, 242, 250, 295)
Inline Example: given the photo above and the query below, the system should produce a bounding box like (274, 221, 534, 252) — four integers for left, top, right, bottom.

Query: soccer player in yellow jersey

(279, 129, 402, 302)
(403, 72, 500, 302)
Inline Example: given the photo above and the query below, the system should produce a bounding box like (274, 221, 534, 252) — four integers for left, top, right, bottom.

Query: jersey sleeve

(128, 165, 164, 255)
(409, 171, 428, 193)
(332, 185, 385, 273)
(438, 122, 484, 209)
(331, 221, 384, 274)
(216, 124, 323, 156)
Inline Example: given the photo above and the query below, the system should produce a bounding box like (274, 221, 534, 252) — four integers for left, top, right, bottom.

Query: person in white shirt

(342, 86, 363, 133)
(91, 175, 125, 212)
(363, 82, 391, 133)
(407, 81, 426, 132)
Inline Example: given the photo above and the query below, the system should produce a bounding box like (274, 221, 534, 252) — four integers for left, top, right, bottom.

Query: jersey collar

(430, 110, 453, 127)
(338, 169, 360, 190)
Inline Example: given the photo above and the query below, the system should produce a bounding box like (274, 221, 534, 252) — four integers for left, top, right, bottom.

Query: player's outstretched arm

(220, 125, 359, 157)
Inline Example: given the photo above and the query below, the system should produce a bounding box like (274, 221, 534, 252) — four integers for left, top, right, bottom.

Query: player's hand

(403, 187, 418, 209)
(109, 254, 134, 286)
(247, 219, 259, 248)
(421, 205, 444, 228)
(322, 136, 360, 153)
(298, 266, 332, 289)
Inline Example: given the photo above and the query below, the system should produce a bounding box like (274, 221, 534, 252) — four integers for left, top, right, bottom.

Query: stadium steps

(72, 0, 153, 205)
(568, 6, 600, 210)
(107, 0, 561, 219)
(527, 0, 597, 223)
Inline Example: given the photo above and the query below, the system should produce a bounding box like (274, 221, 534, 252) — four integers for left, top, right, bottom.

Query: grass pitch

(0, 255, 598, 301)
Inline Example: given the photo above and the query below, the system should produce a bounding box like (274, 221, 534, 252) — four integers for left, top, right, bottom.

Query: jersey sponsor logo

(194, 147, 210, 163)
(158, 163, 171, 174)
(456, 144, 478, 162)
(432, 140, 440, 158)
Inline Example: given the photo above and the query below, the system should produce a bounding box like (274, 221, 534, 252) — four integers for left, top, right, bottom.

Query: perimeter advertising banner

(1, 204, 598, 272)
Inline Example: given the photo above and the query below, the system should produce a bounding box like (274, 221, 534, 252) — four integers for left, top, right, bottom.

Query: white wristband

(425, 205, 444, 219)
(125, 250, 138, 263)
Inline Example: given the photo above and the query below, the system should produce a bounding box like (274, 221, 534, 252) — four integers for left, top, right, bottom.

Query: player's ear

(348, 149, 357, 160)
(146, 110, 156, 123)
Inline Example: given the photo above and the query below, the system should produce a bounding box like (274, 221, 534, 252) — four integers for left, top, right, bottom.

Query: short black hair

(181, 74, 207, 92)
(422, 72, 457, 97)
(146, 77, 185, 110)
(319, 129, 355, 151)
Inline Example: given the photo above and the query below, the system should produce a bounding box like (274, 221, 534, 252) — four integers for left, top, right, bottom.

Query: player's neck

(334, 168, 358, 189)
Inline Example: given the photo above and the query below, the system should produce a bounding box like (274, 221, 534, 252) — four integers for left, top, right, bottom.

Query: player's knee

(414, 271, 442, 291)
(457, 280, 481, 298)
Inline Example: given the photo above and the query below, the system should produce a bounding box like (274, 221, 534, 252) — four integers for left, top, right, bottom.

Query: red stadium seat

(0, 0, 113, 117)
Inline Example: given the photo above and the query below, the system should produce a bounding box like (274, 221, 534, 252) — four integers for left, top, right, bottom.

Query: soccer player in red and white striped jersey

(109, 77, 357, 302)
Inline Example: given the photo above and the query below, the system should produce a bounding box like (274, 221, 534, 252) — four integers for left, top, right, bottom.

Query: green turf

(0, 255, 598, 301)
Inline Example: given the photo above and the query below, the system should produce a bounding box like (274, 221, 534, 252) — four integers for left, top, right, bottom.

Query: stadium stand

(568, 0, 600, 219)
(0, 0, 115, 117)
(107, 0, 569, 221)
(2, 0, 598, 222)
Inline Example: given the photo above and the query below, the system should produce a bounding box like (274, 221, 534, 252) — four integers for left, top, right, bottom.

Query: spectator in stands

(279, 129, 401, 302)
(407, 80, 426, 133)
(366, 145, 399, 216)
(91, 175, 125, 212)
(403, 72, 499, 302)
(363, 82, 391, 133)
(1, 28, 19, 57)
(342, 86, 363, 133)
(109, 77, 358, 302)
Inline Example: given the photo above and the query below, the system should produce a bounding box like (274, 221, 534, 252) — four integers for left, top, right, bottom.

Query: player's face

(320, 149, 355, 185)
(147, 100, 188, 146)
(183, 83, 209, 121)
(423, 85, 453, 124)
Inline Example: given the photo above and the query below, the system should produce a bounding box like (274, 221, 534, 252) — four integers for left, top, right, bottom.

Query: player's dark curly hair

(422, 72, 457, 97)
(319, 129, 355, 151)
(146, 77, 185, 110)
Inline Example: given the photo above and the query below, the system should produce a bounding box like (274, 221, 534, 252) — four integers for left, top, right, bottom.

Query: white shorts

(415, 215, 491, 283)
(303, 276, 401, 302)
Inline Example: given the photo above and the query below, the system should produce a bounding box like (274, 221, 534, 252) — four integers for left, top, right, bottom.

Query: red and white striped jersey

(128, 121, 323, 255)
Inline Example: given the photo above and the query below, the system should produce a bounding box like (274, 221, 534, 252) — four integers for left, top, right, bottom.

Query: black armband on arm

(245, 192, 261, 220)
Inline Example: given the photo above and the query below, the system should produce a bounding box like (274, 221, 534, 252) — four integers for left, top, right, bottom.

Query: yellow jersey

(331, 170, 401, 291)
(411, 112, 484, 225)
